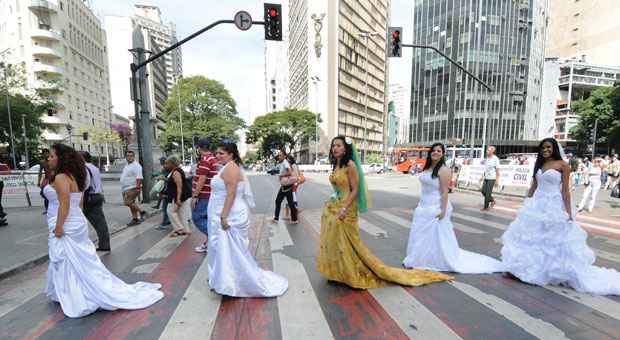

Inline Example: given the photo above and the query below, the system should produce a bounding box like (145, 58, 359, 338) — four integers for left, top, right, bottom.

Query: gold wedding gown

(317, 168, 453, 289)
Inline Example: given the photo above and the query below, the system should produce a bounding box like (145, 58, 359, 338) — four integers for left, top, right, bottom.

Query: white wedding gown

(403, 171, 504, 273)
(502, 169, 620, 295)
(44, 185, 163, 318)
(207, 164, 288, 297)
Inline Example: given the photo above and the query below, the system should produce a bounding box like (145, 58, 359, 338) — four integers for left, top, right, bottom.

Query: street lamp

(358, 31, 380, 164)
(311, 75, 321, 164)
(0, 48, 17, 169)
(176, 76, 185, 164)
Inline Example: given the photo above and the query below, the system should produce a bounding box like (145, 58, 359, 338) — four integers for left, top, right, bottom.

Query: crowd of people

(11, 134, 620, 319)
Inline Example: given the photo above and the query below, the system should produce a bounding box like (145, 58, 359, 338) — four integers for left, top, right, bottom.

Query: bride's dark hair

(50, 143, 87, 191)
(422, 142, 446, 178)
(533, 138, 563, 178)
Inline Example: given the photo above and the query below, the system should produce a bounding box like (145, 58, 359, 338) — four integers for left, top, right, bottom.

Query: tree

(570, 83, 620, 153)
(111, 123, 132, 151)
(245, 109, 321, 160)
(80, 127, 123, 167)
(161, 76, 245, 153)
(0, 61, 57, 167)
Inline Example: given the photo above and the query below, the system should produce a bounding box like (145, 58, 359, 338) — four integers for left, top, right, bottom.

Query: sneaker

(194, 243, 208, 253)
(127, 218, 141, 227)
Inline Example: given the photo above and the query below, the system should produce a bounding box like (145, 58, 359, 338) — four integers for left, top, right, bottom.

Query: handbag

(150, 179, 165, 199)
(279, 175, 297, 186)
(297, 172, 306, 185)
(611, 184, 620, 199)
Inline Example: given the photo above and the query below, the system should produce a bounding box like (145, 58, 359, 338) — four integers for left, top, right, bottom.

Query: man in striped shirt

(191, 138, 218, 253)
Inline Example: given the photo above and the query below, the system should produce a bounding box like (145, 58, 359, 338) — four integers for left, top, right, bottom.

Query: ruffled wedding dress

(403, 171, 504, 273)
(44, 185, 164, 318)
(207, 163, 288, 297)
(501, 169, 620, 295)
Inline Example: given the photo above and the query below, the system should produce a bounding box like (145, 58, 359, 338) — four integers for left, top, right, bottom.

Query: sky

(93, 0, 415, 136)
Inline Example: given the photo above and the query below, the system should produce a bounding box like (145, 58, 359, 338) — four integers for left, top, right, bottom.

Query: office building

(546, 0, 620, 67)
(0, 0, 113, 155)
(409, 0, 548, 152)
(288, 0, 390, 163)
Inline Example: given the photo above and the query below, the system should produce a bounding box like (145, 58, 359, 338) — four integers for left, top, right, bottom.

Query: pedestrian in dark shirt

(38, 149, 51, 214)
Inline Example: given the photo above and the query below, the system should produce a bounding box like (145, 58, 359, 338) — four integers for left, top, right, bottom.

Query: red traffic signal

(392, 30, 400, 40)
(269, 8, 278, 17)
(264, 3, 282, 41)
(388, 27, 402, 57)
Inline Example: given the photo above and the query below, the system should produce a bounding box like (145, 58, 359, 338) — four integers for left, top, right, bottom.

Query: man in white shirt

(120, 150, 144, 226)
(481, 146, 500, 211)
(80, 151, 111, 251)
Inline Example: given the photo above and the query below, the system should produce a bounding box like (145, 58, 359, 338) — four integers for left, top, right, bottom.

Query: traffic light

(264, 3, 282, 41)
(83, 132, 88, 141)
(388, 27, 402, 57)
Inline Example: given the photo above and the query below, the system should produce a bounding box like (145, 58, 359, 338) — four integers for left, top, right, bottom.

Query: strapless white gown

(207, 166, 288, 297)
(44, 185, 164, 318)
(502, 169, 620, 295)
(403, 171, 504, 273)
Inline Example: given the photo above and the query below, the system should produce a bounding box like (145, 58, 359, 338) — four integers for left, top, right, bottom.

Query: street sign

(234, 11, 252, 31)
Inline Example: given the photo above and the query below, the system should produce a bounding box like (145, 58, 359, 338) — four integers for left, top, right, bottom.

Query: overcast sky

(94, 0, 414, 127)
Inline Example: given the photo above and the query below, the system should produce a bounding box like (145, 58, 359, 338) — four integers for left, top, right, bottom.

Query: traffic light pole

(129, 17, 267, 201)
(401, 44, 492, 91)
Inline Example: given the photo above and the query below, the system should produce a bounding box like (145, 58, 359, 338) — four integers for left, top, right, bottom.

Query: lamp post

(1, 48, 17, 169)
(592, 118, 598, 160)
(176, 76, 185, 164)
(358, 31, 380, 164)
(311, 76, 321, 163)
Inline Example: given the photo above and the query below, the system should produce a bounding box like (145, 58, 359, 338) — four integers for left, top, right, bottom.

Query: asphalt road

(0, 173, 619, 340)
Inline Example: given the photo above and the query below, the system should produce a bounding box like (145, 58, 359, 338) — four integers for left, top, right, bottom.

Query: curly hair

(329, 135, 353, 170)
(423, 142, 447, 178)
(50, 144, 87, 191)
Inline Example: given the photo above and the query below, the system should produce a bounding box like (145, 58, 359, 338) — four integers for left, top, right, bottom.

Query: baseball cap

(196, 138, 210, 149)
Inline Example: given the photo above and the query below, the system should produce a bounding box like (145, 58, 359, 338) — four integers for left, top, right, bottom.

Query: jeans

(579, 180, 601, 212)
(191, 198, 209, 236)
(161, 199, 170, 225)
(274, 186, 297, 221)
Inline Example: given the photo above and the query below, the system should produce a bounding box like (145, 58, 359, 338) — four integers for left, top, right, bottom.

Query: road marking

(270, 219, 333, 339)
(374, 210, 486, 234)
(158, 257, 220, 339)
(130, 235, 185, 274)
(453, 212, 507, 231)
(0, 222, 157, 319)
(544, 285, 620, 321)
(449, 281, 570, 340)
(369, 286, 462, 340)
(359, 217, 388, 237)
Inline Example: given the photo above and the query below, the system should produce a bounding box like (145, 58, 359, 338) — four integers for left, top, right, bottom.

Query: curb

(0, 210, 161, 282)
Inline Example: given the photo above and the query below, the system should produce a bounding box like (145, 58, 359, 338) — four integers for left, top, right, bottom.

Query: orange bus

(393, 146, 430, 174)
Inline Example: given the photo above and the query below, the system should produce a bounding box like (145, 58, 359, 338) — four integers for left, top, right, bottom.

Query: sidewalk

(0, 190, 162, 280)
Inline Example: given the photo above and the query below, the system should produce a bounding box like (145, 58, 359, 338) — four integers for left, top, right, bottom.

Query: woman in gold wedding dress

(317, 136, 453, 289)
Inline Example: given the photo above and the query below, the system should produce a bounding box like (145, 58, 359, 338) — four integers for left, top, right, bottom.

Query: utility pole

(592, 118, 598, 160)
(359, 31, 380, 164)
(311, 76, 321, 164)
(177, 77, 185, 164)
(130, 28, 154, 202)
(21, 114, 29, 169)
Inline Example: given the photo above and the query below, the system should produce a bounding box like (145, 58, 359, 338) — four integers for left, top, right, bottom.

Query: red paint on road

(84, 233, 203, 340)
(24, 310, 65, 340)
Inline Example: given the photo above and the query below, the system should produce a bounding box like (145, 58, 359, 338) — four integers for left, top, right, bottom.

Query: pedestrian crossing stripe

(2, 208, 620, 339)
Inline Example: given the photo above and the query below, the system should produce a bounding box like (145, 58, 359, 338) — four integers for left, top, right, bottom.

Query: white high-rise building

(388, 84, 410, 145)
(105, 3, 181, 150)
(0, 0, 113, 155)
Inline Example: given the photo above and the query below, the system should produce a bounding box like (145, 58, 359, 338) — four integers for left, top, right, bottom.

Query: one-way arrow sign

(234, 11, 252, 31)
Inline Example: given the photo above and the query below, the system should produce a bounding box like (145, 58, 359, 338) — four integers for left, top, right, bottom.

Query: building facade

(388, 83, 410, 145)
(409, 0, 548, 151)
(0, 0, 113, 155)
(546, 0, 620, 67)
(287, 0, 390, 163)
(540, 58, 620, 145)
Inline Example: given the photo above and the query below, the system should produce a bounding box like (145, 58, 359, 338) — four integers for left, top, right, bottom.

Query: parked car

(0, 163, 10, 175)
(267, 167, 278, 175)
(367, 163, 385, 174)
(27, 164, 40, 173)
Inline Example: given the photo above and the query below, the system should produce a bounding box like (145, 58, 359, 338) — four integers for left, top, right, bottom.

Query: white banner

(457, 164, 534, 188)
(0, 173, 39, 195)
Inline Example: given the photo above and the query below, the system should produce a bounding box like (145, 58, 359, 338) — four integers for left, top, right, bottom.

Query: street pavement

(0, 173, 619, 339)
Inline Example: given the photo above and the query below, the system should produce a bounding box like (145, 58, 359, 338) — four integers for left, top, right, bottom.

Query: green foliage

(570, 83, 620, 152)
(161, 76, 245, 153)
(365, 153, 384, 164)
(245, 109, 321, 160)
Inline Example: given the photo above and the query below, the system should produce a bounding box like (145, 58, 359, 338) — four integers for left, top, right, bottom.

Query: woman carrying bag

(272, 151, 298, 224)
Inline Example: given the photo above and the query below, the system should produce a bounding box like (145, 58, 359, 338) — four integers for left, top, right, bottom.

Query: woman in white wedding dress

(403, 143, 504, 273)
(501, 138, 620, 295)
(45, 144, 163, 318)
(207, 141, 288, 297)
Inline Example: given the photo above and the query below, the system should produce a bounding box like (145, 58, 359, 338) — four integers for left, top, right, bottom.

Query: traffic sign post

(234, 11, 252, 31)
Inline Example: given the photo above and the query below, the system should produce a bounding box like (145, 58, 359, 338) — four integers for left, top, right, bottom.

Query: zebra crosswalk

(1, 206, 620, 340)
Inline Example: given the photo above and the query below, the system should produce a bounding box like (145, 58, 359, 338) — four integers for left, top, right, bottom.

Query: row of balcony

(29, 0, 57, 13)
(558, 74, 617, 87)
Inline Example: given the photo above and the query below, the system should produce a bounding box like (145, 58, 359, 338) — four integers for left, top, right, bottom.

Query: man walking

(481, 146, 500, 211)
(80, 151, 111, 251)
(120, 150, 144, 226)
(0, 177, 6, 227)
(191, 139, 218, 253)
